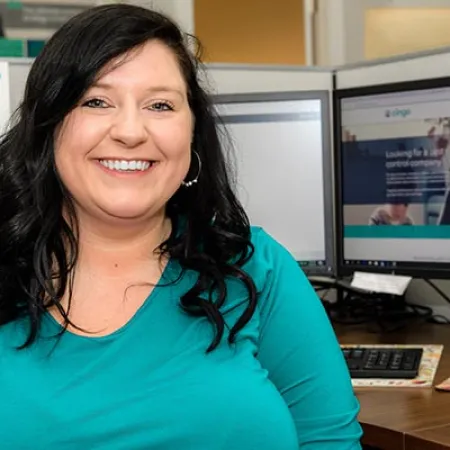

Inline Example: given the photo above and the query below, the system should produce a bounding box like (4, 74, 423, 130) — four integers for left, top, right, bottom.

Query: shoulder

(243, 226, 310, 294)
(370, 207, 388, 223)
(247, 226, 292, 262)
(371, 206, 386, 217)
(246, 226, 294, 269)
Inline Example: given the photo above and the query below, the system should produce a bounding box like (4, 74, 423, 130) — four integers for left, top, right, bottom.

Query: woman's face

(55, 40, 193, 224)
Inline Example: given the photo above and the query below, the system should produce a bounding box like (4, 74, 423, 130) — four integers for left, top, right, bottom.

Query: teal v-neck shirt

(0, 227, 362, 449)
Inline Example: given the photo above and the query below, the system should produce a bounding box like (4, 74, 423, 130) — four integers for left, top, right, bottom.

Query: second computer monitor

(214, 91, 334, 276)
(334, 77, 450, 278)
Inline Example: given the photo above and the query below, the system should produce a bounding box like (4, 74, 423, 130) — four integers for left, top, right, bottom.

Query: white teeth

(99, 159, 153, 172)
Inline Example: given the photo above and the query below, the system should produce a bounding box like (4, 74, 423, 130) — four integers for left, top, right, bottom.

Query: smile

(98, 159, 154, 172)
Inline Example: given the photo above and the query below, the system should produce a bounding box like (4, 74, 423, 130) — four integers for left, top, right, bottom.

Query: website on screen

(341, 87, 450, 264)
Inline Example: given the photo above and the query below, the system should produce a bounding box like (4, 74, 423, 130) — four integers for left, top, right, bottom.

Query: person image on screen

(369, 202, 414, 225)
(427, 117, 450, 188)
(0, 5, 362, 449)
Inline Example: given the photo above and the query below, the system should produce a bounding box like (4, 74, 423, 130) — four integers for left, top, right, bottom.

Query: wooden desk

(406, 424, 450, 450)
(334, 323, 450, 450)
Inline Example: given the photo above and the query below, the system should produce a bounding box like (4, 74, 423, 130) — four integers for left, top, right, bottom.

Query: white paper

(350, 271, 412, 296)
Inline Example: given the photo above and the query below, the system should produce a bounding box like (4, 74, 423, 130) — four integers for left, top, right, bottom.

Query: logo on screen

(384, 108, 411, 118)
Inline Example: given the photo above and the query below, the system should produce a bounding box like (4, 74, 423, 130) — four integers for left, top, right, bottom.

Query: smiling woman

(55, 40, 193, 223)
(0, 4, 362, 450)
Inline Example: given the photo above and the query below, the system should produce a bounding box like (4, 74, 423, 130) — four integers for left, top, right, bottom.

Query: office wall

(365, 8, 450, 60)
(345, 0, 450, 64)
(194, 0, 306, 65)
(314, 0, 346, 66)
(2, 0, 302, 63)
(151, 0, 194, 34)
(315, 0, 450, 65)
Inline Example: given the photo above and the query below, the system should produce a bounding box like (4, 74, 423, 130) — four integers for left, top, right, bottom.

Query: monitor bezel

(333, 75, 450, 279)
(213, 90, 335, 276)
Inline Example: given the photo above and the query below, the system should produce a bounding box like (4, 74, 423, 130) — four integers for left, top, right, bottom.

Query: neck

(69, 209, 172, 276)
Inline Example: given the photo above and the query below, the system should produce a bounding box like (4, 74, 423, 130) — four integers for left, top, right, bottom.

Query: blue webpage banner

(342, 136, 448, 205)
(342, 134, 450, 236)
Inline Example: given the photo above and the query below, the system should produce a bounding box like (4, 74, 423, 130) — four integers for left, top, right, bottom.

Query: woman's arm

(255, 230, 362, 449)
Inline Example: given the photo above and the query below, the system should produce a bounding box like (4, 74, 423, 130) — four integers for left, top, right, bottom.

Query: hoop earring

(182, 150, 201, 188)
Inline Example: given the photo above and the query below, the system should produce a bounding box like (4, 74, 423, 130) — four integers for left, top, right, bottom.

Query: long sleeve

(254, 229, 363, 449)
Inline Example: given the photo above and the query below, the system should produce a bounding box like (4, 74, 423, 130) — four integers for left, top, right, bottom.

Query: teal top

(0, 227, 362, 449)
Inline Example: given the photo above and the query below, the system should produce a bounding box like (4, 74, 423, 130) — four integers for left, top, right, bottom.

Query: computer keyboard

(342, 346, 423, 379)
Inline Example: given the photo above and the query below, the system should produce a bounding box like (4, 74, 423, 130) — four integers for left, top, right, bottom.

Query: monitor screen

(214, 91, 334, 275)
(335, 78, 450, 277)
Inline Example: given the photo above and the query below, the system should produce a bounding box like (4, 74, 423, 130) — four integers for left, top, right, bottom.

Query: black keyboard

(342, 346, 423, 379)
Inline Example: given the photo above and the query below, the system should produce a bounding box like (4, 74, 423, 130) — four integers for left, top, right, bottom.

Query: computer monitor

(214, 91, 334, 275)
(334, 77, 450, 278)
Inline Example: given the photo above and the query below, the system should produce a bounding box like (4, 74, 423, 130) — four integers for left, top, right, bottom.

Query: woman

(0, 5, 362, 449)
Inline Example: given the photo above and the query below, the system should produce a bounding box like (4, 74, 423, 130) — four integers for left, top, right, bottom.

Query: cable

(311, 276, 450, 329)
(430, 315, 450, 324)
(312, 277, 450, 328)
(404, 301, 434, 321)
(424, 278, 450, 305)
(421, 279, 450, 324)
(316, 279, 435, 330)
(316, 288, 332, 301)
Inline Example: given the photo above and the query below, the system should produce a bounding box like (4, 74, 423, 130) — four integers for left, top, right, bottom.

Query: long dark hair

(0, 4, 256, 352)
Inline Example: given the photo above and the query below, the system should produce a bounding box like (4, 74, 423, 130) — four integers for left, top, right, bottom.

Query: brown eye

(82, 98, 108, 108)
(150, 102, 173, 111)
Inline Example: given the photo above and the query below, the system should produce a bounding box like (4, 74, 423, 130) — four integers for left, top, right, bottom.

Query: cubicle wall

(204, 63, 333, 94)
(335, 46, 450, 89)
(8, 59, 33, 113)
(0, 58, 33, 133)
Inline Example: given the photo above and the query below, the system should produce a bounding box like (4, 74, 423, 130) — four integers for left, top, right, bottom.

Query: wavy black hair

(0, 4, 257, 352)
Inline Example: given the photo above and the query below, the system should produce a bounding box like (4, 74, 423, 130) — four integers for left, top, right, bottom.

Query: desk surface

(334, 322, 450, 450)
(406, 424, 450, 450)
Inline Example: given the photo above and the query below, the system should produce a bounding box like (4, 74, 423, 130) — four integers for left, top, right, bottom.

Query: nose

(109, 106, 148, 148)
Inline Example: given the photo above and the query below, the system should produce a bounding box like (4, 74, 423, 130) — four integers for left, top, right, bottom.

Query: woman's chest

(50, 275, 159, 338)
(0, 319, 298, 449)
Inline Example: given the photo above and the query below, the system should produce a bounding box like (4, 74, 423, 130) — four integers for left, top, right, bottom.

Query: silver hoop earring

(182, 150, 201, 188)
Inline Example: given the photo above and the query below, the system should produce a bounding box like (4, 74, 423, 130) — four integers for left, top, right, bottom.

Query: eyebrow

(90, 82, 185, 98)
